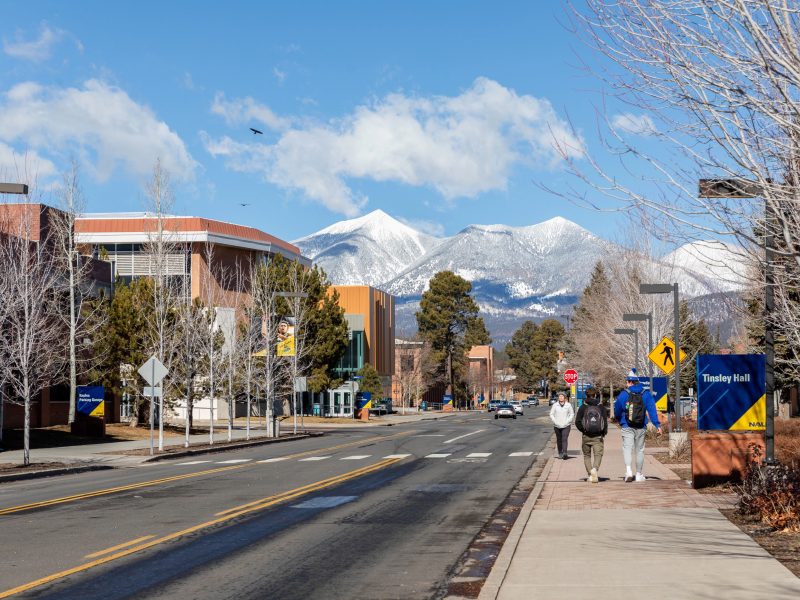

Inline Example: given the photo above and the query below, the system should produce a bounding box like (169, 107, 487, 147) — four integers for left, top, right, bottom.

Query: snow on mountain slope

(293, 209, 442, 286)
(661, 240, 751, 295)
(384, 217, 606, 300)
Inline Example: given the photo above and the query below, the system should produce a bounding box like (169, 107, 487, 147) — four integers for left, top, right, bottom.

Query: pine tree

(679, 300, 719, 392)
(416, 271, 483, 408)
(356, 363, 383, 398)
(531, 319, 566, 392)
(505, 321, 539, 392)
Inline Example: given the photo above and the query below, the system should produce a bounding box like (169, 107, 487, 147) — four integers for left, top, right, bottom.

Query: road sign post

(563, 369, 578, 386)
(647, 336, 686, 376)
(138, 356, 168, 456)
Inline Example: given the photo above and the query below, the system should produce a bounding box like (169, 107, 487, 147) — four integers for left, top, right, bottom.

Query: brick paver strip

(537, 425, 714, 511)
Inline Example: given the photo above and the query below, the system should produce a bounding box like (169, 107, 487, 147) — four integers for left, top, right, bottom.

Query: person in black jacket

(575, 387, 607, 483)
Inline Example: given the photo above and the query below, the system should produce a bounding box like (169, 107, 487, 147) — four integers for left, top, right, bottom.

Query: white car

(494, 403, 516, 419)
(510, 401, 523, 415)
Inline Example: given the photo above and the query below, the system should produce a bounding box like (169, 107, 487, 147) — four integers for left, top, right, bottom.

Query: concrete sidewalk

(479, 424, 800, 600)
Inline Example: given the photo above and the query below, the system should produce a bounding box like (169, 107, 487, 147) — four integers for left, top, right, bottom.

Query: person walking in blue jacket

(614, 368, 662, 482)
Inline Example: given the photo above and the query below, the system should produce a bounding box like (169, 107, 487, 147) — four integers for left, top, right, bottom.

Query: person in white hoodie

(549, 392, 575, 459)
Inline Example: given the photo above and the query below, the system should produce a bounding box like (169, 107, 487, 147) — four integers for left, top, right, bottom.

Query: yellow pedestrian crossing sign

(648, 336, 686, 375)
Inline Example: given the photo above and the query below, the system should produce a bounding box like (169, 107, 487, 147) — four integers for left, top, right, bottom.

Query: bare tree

(50, 160, 107, 424)
(252, 259, 285, 438)
(0, 204, 65, 464)
(563, 1, 800, 373)
(395, 338, 434, 414)
(142, 160, 183, 451)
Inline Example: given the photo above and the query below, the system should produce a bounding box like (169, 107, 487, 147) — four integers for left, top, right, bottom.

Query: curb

(0, 464, 114, 484)
(478, 438, 556, 600)
(142, 431, 323, 462)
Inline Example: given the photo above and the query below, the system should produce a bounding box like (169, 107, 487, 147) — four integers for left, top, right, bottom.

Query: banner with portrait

(276, 318, 296, 357)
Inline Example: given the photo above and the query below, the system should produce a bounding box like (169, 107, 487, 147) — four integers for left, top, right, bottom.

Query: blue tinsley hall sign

(697, 354, 765, 431)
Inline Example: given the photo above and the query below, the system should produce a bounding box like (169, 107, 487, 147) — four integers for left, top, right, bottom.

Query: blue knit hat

(626, 368, 639, 382)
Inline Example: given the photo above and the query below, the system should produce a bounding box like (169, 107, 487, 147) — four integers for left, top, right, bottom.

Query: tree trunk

(68, 257, 77, 424)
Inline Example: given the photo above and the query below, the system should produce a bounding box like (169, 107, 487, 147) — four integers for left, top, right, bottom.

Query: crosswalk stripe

(176, 460, 211, 465)
(217, 459, 252, 464)
(509, 452, 533, 457)
(340, 455, 370, 460)
(383, 454, 411, 459)
(467, 453, 492, 458)
(257, 457, 288, 463)
(298, 456, 331, 462)
(425, 453, 451, 458)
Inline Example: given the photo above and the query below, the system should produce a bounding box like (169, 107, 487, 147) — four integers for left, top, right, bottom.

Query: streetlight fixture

(0, 183, 28, 195)
(614, 328, 639, 372)
(640, 282, 682, 433)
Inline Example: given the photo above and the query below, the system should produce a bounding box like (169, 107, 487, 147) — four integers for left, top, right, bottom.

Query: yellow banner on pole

(276, 320, 295, 357)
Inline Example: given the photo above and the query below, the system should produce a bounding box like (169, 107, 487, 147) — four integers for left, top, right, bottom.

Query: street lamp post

(614, 328, 639, 372)
(699, 178, 776, 464)
(623, 313, 657, 430)
(640, 283, 681, 433)
(273, 291, 308, 434)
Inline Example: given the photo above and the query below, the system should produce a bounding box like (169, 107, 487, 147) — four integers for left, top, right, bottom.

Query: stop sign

(563, 369, 579, 385)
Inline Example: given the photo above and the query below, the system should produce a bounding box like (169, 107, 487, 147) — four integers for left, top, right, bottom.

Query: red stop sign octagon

(563, 369, 579, 385)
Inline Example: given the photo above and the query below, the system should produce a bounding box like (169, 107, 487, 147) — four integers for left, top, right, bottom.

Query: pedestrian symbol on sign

(659, 342, 674, 367)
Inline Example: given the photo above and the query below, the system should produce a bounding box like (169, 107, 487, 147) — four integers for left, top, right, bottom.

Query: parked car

(488, 400, 500, 412)
(548, 396, 559, 406)
(494, 403, 516, 419)
(510, 400, 523, 415)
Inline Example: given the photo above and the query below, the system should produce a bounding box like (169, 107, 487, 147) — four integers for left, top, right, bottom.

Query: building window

(400, 355, 414, 373)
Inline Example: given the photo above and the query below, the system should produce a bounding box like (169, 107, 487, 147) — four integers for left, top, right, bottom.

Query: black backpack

(582, 404, 606, 435)
(626, 392, 646, 428)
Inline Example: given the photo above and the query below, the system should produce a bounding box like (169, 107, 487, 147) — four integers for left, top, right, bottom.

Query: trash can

(420, 401, 427, 412)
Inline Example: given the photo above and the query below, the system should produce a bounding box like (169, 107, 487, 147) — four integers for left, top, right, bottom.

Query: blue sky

(0, 1, 659, 242)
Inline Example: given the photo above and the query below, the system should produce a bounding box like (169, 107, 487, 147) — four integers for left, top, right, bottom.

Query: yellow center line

(0, 429, 416, 516)
(0, 457, 405, 599)
(84, 535, 155, 559)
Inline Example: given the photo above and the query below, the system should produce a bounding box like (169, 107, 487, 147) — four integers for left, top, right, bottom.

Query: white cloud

(0, 79, 196, 182)
(273, 67, 287, 84)
(203, 77, 584, 216)
(398, 216, 445, 238)
(0, 142, 58, 180)
(211, 92, 290, 132)
(611, 112, 657, 135)
(3, 24, 66, 62)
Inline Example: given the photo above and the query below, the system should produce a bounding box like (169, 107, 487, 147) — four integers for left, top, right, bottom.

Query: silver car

(510, 400, 523, 415)
(494, 403, 516, 419)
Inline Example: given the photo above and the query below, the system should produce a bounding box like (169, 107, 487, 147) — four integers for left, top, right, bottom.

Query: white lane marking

(291, 496, 357, 509)
(425, 453, 452, 458)
(384, 454, 411, 459)
(340, 455, 371, 460)
(443, 429, 486, 444)
(509, 452, 533, 457)
(258, 457, 289, 463)
(467, 452, 492, 458)
(299, 456, 331, 461)
(217, 459, 252, 464)
(415, 434, 445, 437)
(176, 460, 211, 465)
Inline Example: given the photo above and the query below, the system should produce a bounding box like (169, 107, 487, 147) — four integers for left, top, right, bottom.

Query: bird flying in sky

(249, 127, 263, 135)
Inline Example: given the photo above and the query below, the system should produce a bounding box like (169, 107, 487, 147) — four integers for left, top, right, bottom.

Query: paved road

(0, 409, 553, 599)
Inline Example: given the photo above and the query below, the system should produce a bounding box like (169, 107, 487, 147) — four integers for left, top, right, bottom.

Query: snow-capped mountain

(662, 240, 751, 296)
(293, 210, 441, 286)
(294, 212, 748, 342)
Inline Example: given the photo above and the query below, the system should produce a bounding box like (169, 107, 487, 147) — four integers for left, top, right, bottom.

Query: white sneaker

(590, 468, 598, 483)
(624, 469, 634, 482)
(635, 473, 646, 482)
